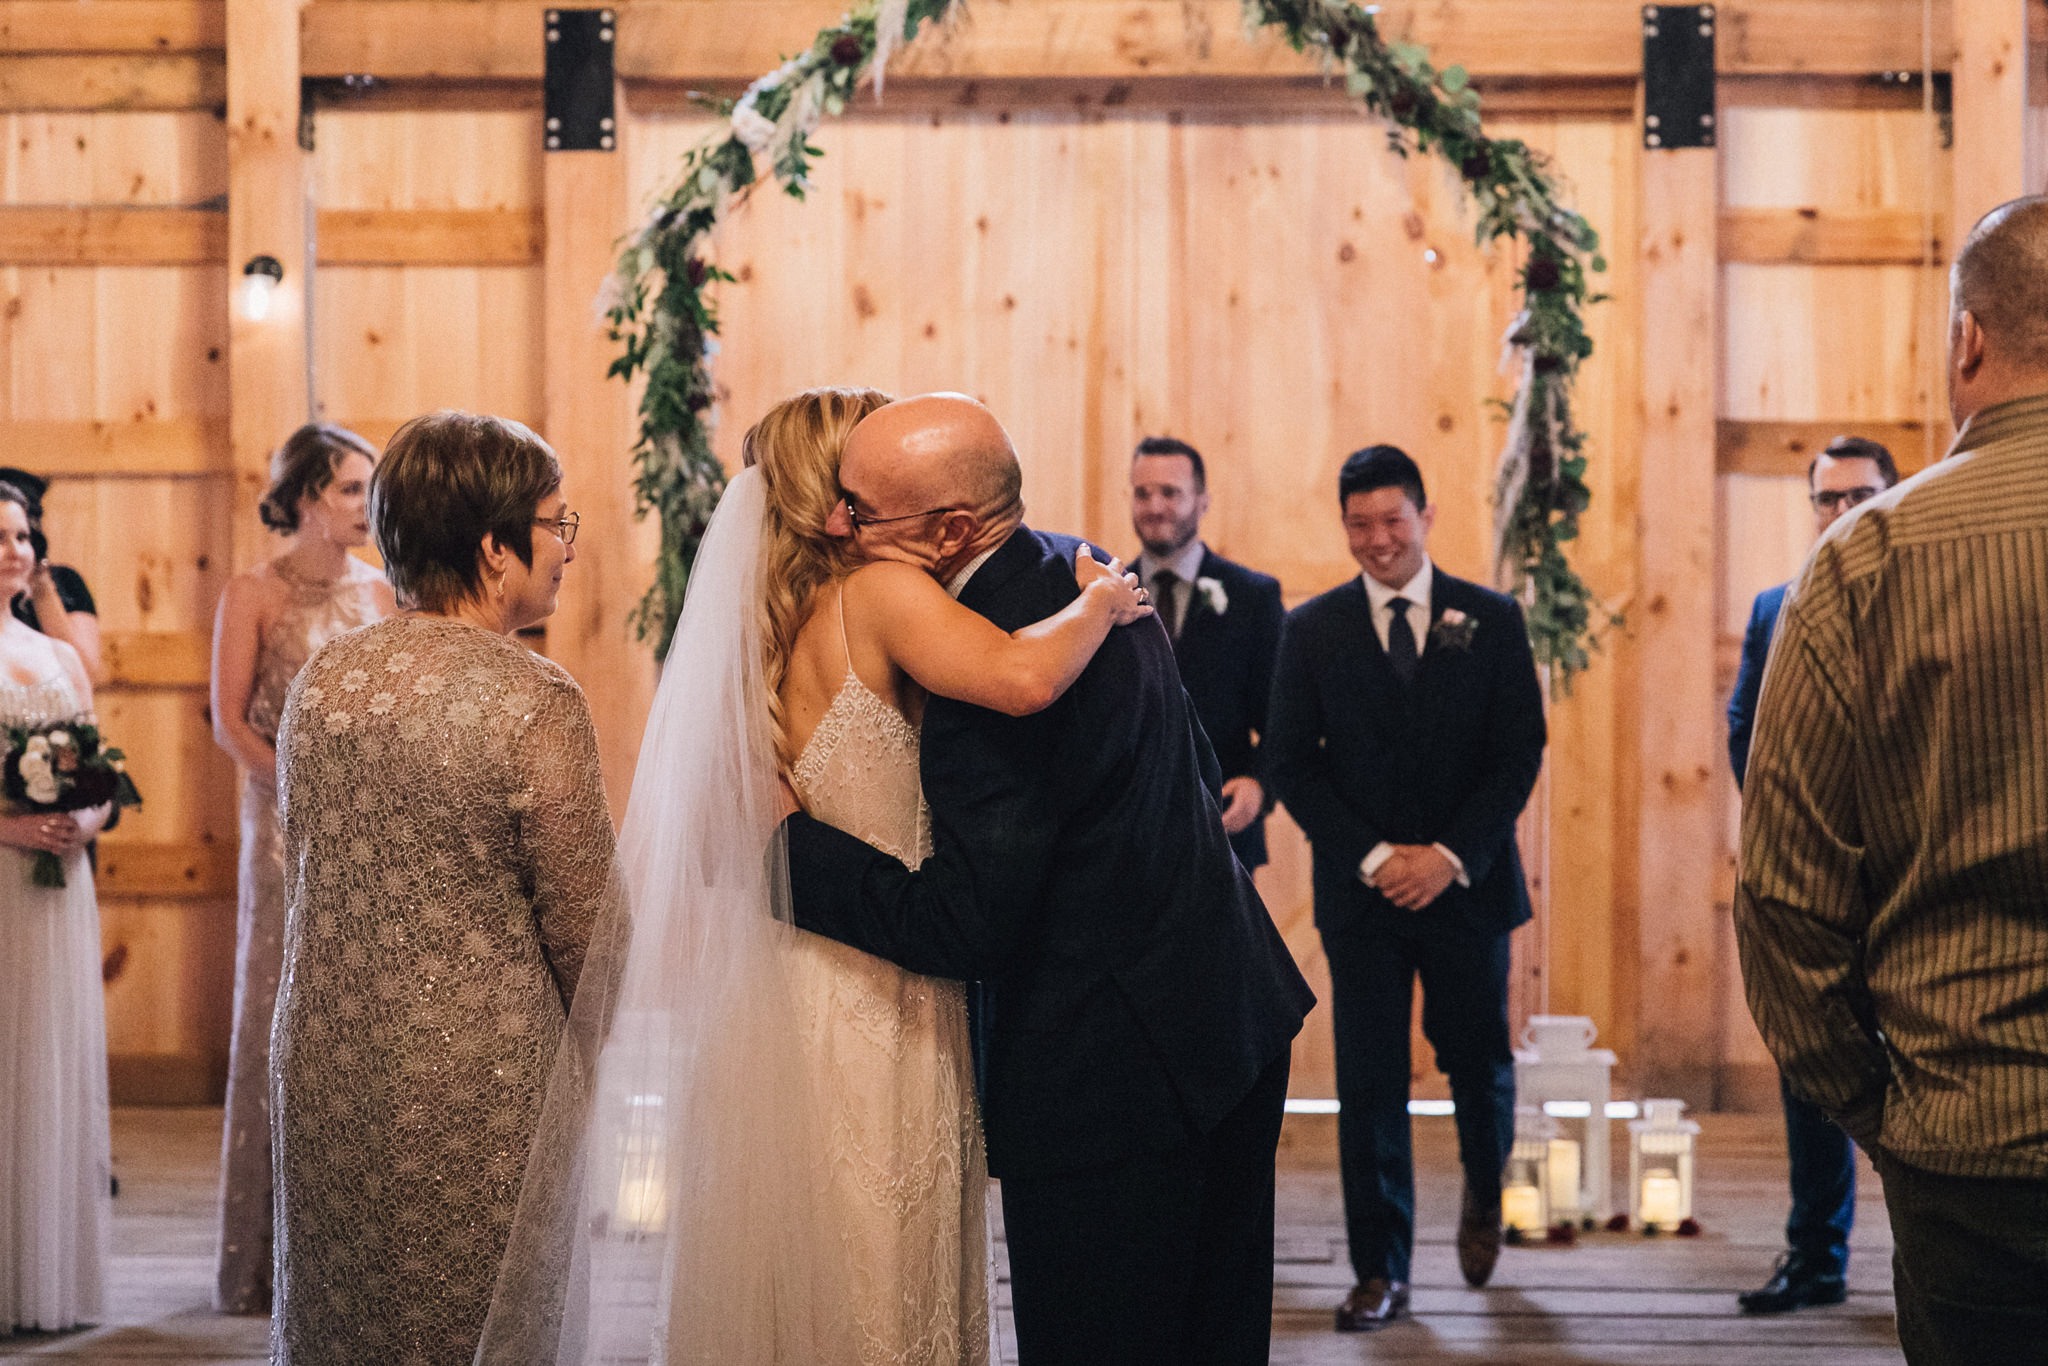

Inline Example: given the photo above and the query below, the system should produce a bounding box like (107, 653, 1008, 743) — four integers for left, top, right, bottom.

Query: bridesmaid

(0, 480, 112, 1335)
(207, 424, 394, 1315)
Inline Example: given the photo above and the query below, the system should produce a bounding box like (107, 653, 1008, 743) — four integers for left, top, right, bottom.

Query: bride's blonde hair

(743, 385, 894, 765)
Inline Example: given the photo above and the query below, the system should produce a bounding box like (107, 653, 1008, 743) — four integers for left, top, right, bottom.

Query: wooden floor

(0, 1108, 1902, 1364)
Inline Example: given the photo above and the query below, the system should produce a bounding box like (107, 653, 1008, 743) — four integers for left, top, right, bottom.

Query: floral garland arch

(607, 0, 1613, 688)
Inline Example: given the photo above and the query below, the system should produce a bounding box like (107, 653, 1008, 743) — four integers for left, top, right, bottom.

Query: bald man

(1735, 197, 2048, 1364)
(783, 395, 1314, 1366)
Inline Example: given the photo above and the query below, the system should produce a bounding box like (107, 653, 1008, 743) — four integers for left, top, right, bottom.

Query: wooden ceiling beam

(0, 0, 223, 52)
(303, 0, 1961, 83)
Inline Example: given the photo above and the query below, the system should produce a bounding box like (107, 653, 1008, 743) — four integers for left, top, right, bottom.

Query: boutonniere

(1429, 608, 1478, 652)
(1193, 575, 1229, 618)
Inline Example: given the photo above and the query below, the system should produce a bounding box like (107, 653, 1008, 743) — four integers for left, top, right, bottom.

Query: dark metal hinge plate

(545, 8, 617, 152)
(1643, 5, 1716, 149)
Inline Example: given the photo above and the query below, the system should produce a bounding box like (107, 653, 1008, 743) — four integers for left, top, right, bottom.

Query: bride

(477, 387, 1149, 1366)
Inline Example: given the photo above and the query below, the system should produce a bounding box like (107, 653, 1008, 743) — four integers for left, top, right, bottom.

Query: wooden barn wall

(1714, 101, 1949, 1107)
(626, 104, 1645, 1101)
(0, 108, 238, 1102)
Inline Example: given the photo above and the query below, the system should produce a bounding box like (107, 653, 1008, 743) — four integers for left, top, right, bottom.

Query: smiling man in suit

(1267, 444, 1547, 1330)
(1129, 437, 1286, 872)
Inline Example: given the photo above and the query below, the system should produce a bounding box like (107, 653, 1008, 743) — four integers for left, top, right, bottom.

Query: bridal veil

(476, 465, 854, 1365)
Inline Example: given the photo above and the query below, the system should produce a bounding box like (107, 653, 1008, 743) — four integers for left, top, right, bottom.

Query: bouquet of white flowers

(4, 718, 141, 887)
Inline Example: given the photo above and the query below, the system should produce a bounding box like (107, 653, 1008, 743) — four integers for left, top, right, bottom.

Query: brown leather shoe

(1334, 1278, 1410, 1331)
(1458, 1187, 1504, 1287)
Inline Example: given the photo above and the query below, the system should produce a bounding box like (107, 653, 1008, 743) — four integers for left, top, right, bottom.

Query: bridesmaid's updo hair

(371, 410, 561, 613)
(743, 386, 893, 765)
(258, 424, 380, 533)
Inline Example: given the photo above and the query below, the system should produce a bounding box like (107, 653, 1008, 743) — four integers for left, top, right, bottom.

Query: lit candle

(1501, 1182, 1544, 1232)
(1546, 1137, 1582, 1215)
(1640, 1173, 1684, 1227)
(616, 1173, 667, 1233)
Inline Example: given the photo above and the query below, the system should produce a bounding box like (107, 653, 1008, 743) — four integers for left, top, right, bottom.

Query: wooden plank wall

(0, 103, 239, 1102)
(1714, 98, 1950, 1107)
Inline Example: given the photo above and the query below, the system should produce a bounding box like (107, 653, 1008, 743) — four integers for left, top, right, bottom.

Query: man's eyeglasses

(1810, 487, 1881, 513)
(535, 511, 580, 545)
(842, 500, 955, 534)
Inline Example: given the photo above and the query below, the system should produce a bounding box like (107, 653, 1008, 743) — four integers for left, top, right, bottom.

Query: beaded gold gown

(783, 607, 990, 1366)
(270, 615, 614, 1366)
(215, 557, 383, 1315)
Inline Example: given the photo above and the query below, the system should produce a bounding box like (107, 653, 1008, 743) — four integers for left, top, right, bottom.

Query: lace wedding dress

(0, 668, 111, 1332)
(475, 468, 988, 1366)
(783, 603, 990, 1366)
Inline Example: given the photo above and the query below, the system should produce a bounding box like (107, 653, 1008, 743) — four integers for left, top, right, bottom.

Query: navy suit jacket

(782, 527, 1315, 1180)
(1726, 582, 1788, 791)
(1140, 547, 1285, 870)
(1265, 568, 1547, 938)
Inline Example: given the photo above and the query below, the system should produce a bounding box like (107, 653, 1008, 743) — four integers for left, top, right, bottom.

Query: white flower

(45, 729, 69, 749)
(1441, 608, 1469, 627)
(730, 103, 778, 154)
(1195, 576, 1230, 618)
(23, 735, 48, 756)
(339, 669, 370, 693)
(21, 755, 57, 804)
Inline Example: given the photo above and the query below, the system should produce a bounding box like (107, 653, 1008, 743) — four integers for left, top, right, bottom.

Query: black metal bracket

(545, 9, 617, 152)
(298, 75, 379, 152)
(1642, 5, 1716, 149)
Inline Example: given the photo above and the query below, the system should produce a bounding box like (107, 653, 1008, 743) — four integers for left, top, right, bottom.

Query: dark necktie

(1152, 568, 1183, 639)
(1385, 596, 1420, 685)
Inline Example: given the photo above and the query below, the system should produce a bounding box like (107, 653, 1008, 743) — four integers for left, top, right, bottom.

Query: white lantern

(1512, 1013, 1616, 1222)
(1501, 1106, 1551, 1236)
(1628, 1098, 1700, 1231)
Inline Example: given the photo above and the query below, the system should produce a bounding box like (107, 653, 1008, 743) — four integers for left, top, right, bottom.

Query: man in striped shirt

(1734, 196, 2048, 1365)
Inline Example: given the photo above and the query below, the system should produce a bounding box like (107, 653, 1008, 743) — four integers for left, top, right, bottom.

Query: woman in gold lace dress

(208, 424, 392, 1316)
(271, 412, 614, 1365)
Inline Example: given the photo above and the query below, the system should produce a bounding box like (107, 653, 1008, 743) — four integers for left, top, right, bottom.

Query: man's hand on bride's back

(1075, 545, 1155, 627)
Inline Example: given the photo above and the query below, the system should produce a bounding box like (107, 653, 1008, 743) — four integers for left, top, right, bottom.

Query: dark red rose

(1461, 147, 1493, 182)
(1325, 21, 1349, 50)
(685, 256, 708, 289)
(831, 33, 866, 66)
(686, 390, 712, 412)
(1604, 1213, 1630, 1233)
(1532, 354, 1565, 375)
(1676, 1217, 1703, 1237)
(1525, 254, 1562, 291)
(1388, 87, 1417, 117)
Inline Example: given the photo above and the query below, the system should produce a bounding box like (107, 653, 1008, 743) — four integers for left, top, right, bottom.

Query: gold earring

(494, 573, 506, 603)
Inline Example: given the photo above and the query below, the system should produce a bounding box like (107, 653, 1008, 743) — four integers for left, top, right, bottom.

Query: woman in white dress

(0, 481, 112, 1336)
(478, 388, 1149, 1366)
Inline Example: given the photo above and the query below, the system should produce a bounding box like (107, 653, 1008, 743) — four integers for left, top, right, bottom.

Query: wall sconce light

(239, 254, 285, 322)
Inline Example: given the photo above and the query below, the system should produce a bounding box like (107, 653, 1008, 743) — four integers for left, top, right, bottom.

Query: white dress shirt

(1355, 558, 1469, 895)
(946, 545, 1001, 600)
(1136, 539, 1207, 637)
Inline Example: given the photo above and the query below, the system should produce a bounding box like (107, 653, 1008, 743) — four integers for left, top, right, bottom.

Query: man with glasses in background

(1725, 433, 1899, 1315)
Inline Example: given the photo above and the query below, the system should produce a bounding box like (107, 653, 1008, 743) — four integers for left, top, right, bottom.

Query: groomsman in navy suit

(1267, 445, 1547, 1330)
(1129, 437, 1286, 871)
(1725, 433, 1896, 1315)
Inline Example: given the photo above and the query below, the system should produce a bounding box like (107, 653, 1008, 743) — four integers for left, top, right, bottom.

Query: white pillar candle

(1502, 1182, 1545, 1231)
(1546, 1137, 1582, 1214)
(1640, 1173, 1684, 1226)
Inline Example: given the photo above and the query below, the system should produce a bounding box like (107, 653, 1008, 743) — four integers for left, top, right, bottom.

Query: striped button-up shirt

(1734, 391, 2048, 1179)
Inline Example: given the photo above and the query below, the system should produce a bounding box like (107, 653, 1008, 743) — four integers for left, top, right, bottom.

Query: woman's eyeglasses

(535, 511, 580, 545)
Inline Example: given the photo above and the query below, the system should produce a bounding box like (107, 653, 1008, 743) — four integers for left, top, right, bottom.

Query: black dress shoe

(1457, 1187, 1503, 1288)
(1334, 1278, 1410, 1331)
(1738, 1252, 1849, 1314)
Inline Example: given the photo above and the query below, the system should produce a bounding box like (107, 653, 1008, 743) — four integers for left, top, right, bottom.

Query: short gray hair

(1953, 195, 2048, 368)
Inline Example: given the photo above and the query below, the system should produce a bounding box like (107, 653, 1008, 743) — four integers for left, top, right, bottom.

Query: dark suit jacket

(1141, 547, 1285, 870)
(783, 527, 1315, 1180)
(1265, 568, 1547, 938)
(1726, 581, 1788, 791)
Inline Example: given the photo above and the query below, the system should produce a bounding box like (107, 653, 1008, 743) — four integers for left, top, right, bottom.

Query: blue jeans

(1781, 1073, 1855, 1274)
